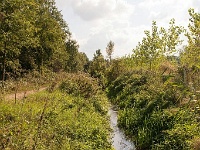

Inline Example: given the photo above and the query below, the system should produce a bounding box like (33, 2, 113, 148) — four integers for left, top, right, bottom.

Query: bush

(59, 73, 101, 98)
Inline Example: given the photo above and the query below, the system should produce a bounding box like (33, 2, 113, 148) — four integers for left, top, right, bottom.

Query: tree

(160, 19, 184, 56)
(106, 40, 114, 62)
(132, 20, 183, 72)
(180, 9, 200, 88)
(76, 52, 89, 72)
(132, 21, 161, 70)
(0, 0, 71, 84)
(89, 49, 107, 87)
(106, 58, 129, 84)
(33, 0, 68, 73)
(89, 50, 107, 77)
(182, 9, 200, 68)
(0, 0, 38, 85)
(65, 39, 79, 72)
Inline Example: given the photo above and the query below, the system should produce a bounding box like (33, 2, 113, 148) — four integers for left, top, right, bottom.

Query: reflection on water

(108, 107, 135, 150)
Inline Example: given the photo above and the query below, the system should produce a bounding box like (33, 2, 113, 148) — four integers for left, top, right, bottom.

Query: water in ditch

(108, 107, 135, 150)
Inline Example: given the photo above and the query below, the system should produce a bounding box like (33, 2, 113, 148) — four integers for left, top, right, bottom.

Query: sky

(55, 0, 200, 59)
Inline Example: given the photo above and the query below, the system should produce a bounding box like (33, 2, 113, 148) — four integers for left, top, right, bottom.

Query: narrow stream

(108, 107, 135, 150)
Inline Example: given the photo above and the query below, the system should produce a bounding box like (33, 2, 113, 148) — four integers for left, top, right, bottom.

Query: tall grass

(107, 72, 200, 150)
(0, 73, 113, 150)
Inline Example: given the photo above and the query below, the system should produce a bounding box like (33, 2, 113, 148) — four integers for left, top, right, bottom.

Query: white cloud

(55, 0, 200, 59)
(70, 0, 113, 21)
(65, 0, 136, 58)
(136, 0, 198, 27)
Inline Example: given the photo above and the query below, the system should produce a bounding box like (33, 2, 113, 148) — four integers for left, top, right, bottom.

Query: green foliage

(65, 39, 79, 72)
(59, 73, 101, 98)
(65, 40, 89, 73)
(0, 70, 57, 95)
(107, 72, 147, 102)
(1, 4, 200, 150)
(180, 9, 200, 91)
(152, 109, 200, 150)
(103, 9, 200, 150)
(89, 49, 107, 88)
(89, 50, 107, 77)
(0, 0, 71, 81)
(0, 0, 38, 83)
(76, 52, 89, 72)
(107, 72, 200, 150)
(0, 89, 112, 149)
(181, 9, 200, 68)
(106, 58, 131, 85)
(132, 20, 183, 72)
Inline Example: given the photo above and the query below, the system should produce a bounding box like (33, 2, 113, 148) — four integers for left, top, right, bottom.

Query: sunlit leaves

(0, 0, 71, 78)
(181, 9, 200, 68)
(132, 19, 184, 71)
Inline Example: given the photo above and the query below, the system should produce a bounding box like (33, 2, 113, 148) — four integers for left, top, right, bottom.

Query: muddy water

(108, 107, 135, 150)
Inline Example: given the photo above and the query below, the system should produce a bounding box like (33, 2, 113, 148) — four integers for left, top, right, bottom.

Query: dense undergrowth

(0, 70, 56, 95)
(0, 73, 113, 150)
(59, 73, 101, 98)
(107, 72, 200, 150)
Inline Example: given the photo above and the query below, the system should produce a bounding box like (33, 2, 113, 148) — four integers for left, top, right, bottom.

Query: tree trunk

(183, 66, 188, 86)
(150, 60, 152, 71)
(40, 57, 43, 75)
(2, 51, 6, 88)
(109, 55, 112, 63)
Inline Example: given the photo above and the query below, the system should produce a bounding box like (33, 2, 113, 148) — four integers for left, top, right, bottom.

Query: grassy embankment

(107, 72, 200, 150)
(0, 73, 113, 150)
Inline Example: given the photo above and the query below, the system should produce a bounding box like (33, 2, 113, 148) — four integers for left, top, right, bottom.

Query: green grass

(0, 90, 113, 150)
(107, 73, 200, 150)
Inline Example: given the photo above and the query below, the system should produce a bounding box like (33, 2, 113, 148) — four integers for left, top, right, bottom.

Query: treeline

(0, 0, 89, 86)
(87, 9, 199, 90)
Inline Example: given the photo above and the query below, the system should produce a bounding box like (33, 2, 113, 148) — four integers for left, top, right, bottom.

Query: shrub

(59, 73, 101, 98)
